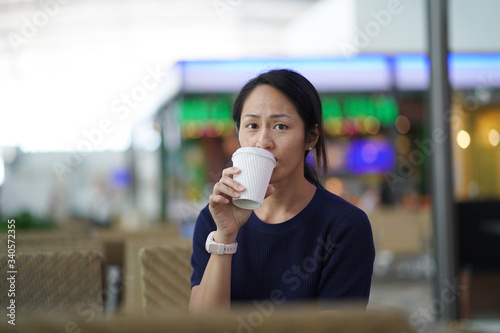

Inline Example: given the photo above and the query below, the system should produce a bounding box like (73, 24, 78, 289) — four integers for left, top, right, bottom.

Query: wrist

(206, 231, 238, 255)
(214, 230, 238, 244)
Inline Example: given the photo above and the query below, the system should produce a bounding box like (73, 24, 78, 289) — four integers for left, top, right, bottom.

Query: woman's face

(238, 84, 312, 184)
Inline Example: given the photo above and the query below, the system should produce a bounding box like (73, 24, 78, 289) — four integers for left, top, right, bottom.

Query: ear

(305, 124, 319, 149)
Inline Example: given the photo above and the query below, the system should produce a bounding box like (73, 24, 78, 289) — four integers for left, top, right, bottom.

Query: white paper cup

(231, 147, 276, 210)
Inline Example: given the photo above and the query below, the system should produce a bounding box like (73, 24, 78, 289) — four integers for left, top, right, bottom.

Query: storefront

(155, 54, 500, 229)
(452, 94, 500, 200)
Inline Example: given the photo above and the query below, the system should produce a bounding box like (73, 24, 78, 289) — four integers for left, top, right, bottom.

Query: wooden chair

(120, 229, 183, 315)
(139, 241, 193, 316)
(0, 250, 105, 317)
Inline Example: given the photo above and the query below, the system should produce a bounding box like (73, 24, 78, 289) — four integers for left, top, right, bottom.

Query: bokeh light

(395, 135, 411, 154)
(488, 129, 500, 146)
(325, 177, 344, 196)
(364, 116, 381, 135)
(205, 120, 225, 138)
(457, 130, 471, 149)
(395, 115, 411, 134)
(185, 121, 204, 140)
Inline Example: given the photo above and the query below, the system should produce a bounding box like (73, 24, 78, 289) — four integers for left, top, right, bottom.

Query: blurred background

(1, 0, 499, 330)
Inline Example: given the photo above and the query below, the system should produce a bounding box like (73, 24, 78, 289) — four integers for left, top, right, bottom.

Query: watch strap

(205, 231, 238, 255)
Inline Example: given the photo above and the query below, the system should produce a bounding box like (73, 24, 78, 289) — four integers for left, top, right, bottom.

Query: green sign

(178, 97, 232, 124)
(178, 95, 398, 133)
(323, 96, 398, 126)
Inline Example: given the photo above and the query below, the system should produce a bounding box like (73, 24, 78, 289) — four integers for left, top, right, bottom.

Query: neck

(255, 176, 317, 224)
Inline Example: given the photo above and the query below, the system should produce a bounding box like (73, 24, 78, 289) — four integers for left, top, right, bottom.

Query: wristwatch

(205, 231, 238, 255)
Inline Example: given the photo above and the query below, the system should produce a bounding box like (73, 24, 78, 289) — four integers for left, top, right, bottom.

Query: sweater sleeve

(316, 208, 375, 307)
(190, 205, 215, 288)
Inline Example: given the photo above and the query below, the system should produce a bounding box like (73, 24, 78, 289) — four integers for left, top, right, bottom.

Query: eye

(274, 124, 288, 130)
(246, 123, 258, 129)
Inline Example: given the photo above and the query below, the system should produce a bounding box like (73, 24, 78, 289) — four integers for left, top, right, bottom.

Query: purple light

(110, 168, 131, 189)
(346, 139, 395, 175)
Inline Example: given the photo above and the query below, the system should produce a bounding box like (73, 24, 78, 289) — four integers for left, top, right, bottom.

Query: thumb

(264, 185, 275, 199)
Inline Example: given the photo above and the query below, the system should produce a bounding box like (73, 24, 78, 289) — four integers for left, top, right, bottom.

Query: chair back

(140, 241, 193, 316)
(0, 250, 105, 317)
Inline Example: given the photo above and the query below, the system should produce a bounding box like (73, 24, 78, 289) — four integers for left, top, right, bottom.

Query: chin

(269, 173, 283, 185)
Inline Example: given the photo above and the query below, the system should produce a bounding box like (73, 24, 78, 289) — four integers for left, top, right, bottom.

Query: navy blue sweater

(191, 187, 375, 307)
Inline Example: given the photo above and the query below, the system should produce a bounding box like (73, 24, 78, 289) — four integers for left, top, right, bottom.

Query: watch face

(208, 243, 220, 255)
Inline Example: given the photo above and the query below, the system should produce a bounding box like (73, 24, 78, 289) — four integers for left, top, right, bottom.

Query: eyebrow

(243, 114, 292, 119)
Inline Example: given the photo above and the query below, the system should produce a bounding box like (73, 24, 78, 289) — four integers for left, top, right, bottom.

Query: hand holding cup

(208, 147, 276, 243)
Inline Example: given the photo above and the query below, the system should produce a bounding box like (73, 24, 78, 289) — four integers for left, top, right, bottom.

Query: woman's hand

(209, 167, 273, 244)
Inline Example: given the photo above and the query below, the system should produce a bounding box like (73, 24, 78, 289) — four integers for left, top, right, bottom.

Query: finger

(209, 193, 230, 205)
(219, 177, 245, 193)
(219, 171, 245, 192)
(221, 167, 241, 178)
(264, 185, 275, 199)
(213, 181, 242, 199)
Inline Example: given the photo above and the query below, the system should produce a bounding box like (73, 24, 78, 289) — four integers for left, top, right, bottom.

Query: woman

(189, 69, 375, 312)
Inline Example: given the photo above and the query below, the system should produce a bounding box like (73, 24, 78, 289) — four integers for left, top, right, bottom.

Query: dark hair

(232, 69, 328, 187)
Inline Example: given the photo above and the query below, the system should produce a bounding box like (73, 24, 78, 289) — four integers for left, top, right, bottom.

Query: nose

(255, 128, 274, 150)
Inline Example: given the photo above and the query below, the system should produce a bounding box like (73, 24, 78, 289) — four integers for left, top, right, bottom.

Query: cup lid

(231, 147, 276, 166)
